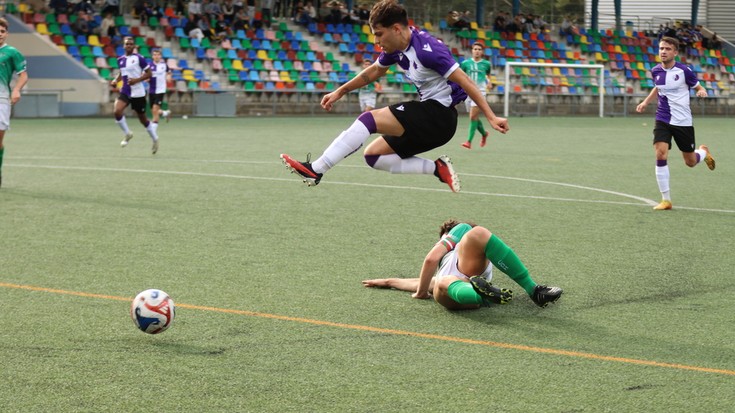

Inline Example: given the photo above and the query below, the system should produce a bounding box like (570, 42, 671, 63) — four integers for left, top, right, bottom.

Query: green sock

(447, 280, 483, 305)
(0, 146, 4, 176)
(467, 120, 478, 142)
(477, 120, 486, 135)
(485, 235, 537, 296)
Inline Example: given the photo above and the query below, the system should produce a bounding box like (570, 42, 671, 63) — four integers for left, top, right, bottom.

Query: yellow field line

(3, 282, 734, 377)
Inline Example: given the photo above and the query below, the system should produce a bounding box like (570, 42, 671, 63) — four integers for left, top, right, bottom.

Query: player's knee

(466, 226, 492, 243)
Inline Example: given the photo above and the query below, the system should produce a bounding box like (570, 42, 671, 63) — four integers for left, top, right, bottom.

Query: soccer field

(1, 116, 733, 412)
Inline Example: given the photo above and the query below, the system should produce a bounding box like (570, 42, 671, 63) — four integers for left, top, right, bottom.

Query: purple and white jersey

(376, 28, 467, 107)
(148, 60, 169, 95)
(651, 62, 699, 126)
(117, 53, 149, 98)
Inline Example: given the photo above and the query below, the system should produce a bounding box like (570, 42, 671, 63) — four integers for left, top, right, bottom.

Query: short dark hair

(472, 41, 484, 49)
(439, 219, 476, 237)
(0, 17, 8, 30)
(369, 0, 408, 28)
(660, 36, 680, 51)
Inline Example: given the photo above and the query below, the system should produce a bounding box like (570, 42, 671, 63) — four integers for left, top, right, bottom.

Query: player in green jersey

(358, 59, 382, 112)
(0, 17, 29, 188)
(459, 42, 492, 149)
(362, 219, 562, 310)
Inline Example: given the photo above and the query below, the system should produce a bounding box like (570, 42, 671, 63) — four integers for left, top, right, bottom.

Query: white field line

(7, 162, 734, 214)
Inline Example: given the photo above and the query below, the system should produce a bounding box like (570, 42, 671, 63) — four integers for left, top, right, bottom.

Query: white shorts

(359, 93, 377, 111)
(464, 91, 487, 111)
(0, 100, 11, 130)
(436, 249, 493, 282)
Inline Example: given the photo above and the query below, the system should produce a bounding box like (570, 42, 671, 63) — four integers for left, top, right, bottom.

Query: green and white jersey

(0, 44, 26, 100)
(460, 58, 491, 90)
(359, 81, 377, 96)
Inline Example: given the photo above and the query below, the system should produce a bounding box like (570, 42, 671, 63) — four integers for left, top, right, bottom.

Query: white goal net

(503, 61, 606, 117)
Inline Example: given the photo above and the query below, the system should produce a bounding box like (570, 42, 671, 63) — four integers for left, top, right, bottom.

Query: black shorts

(118, 94, 147, 114)
(149, 93, 165, 107)
(383, 99, 458, 159)
(653, 120, 696, 153)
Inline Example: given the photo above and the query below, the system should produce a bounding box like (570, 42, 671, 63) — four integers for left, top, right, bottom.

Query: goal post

(503, 61, 606, 117)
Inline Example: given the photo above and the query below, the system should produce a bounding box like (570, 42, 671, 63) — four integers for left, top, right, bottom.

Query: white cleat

(121, 132, 133, 147)
(152, 139, 159, 155)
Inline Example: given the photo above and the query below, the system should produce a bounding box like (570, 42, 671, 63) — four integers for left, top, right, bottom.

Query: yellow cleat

(653, 200, 673, 210)
(699, 145, 715, 170)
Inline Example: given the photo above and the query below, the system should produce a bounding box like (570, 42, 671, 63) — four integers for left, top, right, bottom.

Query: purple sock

(357, 112, 377, 134)
(656, 159, 667, 167)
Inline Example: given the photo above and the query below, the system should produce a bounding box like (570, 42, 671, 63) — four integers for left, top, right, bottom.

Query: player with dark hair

(459, 41, 492, 149)
(362, 219, 563, 310)
(280, 0, 509, 193)
(0, 17, 29, 188)
(112, 36, 160, 154)
(636, 36, 715, 210)
(148, 48, 171, 126)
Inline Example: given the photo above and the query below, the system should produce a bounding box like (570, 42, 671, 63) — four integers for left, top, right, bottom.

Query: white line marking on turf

(8, 163, 734, 214)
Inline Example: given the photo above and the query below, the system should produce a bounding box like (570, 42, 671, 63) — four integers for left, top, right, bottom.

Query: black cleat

(469, 276, 513, 304)
(531, 285, 563, 307)
(280, 153, 323, 186)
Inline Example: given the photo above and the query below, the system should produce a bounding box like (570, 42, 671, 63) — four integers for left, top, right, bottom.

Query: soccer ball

(130, 289, 175, 334)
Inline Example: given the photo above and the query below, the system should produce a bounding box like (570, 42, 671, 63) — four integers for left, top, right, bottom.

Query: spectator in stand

(101, 0, 120, 16)
(50, 0, 70, 15)
(456, 10, 471, 29)
(711, 33, 722, 50)
(222, 0, 236, 24)
(74, 0, 95, 15)
(358, 3, 370, 24)
(533, 14, 547, 32)
(99, 12, 117, 37)
(198, 14, 216, 40)
(214, 14, 231, 39)
(233, 0, 244, 14)
(188, 0, 202, 17)
(294, 5, 309, 25)
(72, 10, 92, 35)
(446, 10, 459, 29)
(232, 8, 249, 31)
(185, 14, 205, 41)
(492, 11, 507, 32)
(261, 0, 274, 28)
(505, 14, 520, 33)
(560, 15, 574, 35)
(246, 0, 256, 24)
(204, 0, 222, 20)
(305, 1, 317, 22)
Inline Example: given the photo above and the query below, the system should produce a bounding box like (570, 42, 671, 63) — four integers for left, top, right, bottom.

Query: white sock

(655, 164, 670, 201)
(694, 149, 706, 164)
(371, 154, 435, 174)
(312, 119, 372, 174)
(116, 116, 131, 135)
(146, 122, 159, 141)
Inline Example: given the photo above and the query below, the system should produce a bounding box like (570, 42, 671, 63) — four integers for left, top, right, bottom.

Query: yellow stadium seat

(36, 23, 49, 35)
(470, 22, 479, 30)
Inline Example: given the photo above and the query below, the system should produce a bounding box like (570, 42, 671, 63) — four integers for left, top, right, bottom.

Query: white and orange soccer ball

(130, 289, 175, 334)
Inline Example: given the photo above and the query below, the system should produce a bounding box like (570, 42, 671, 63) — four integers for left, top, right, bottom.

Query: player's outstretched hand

(321, 89, 345, 111)
(635, 102, 647, 113)
(696, 89, 708, 98)
(411, 291, 432, 299)
(490, 117, 510, 134)
(362, 279, 391, 288)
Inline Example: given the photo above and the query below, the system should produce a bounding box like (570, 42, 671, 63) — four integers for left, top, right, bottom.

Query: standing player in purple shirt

(636, 36, 715, 211)
(280, 0, 509, 193)
(111, 37, 160, 155)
